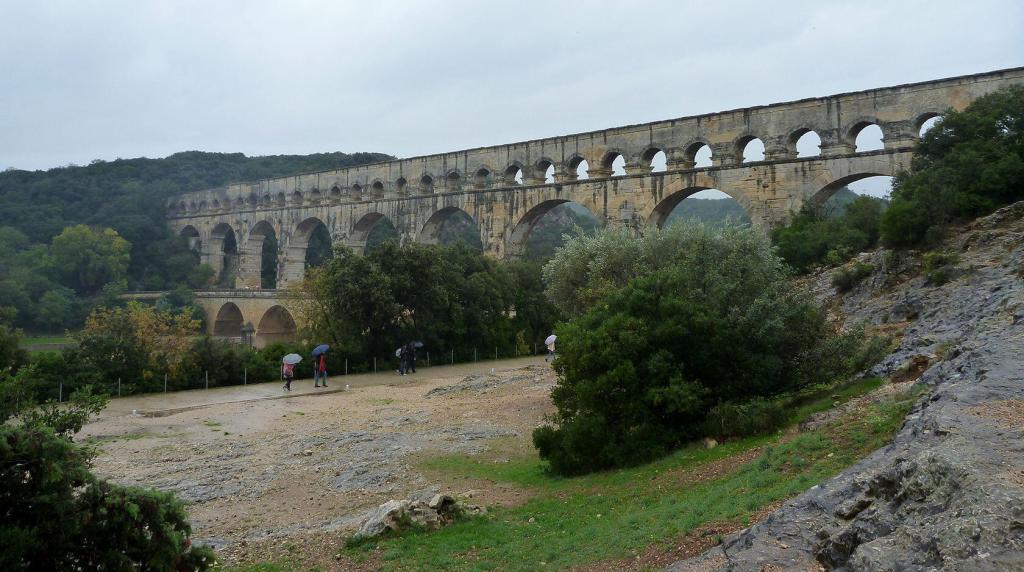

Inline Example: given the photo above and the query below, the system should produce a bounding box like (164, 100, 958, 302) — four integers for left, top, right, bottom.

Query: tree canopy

(881, 85, 1024, 246)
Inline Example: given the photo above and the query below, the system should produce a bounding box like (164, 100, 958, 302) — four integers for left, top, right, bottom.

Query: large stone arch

(506, 199, 601, 259)
(810, 172, 892, 207)
(255, 305, 297, 348)
(208, 223, 239, 287)
(647, 186, 751, 229)
(179, 225, 201, 253)
(239, 220, 278, 289)
(212, 302, 244, 338)
(418, 206, 479, 246)
(348, 212, 397, 254)
(280, 217, 329, 287)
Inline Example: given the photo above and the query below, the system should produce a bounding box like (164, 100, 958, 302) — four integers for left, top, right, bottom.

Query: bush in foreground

(534, 224, 879, 476)
(0, 365, 214, 570)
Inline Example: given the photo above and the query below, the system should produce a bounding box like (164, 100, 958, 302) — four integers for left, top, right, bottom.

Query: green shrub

(0, 378, 213, 570)
(881, 85, 1024, 247)
(771, 196, 885, 273)
(534, 224, 878, 476)
(831, 262, 875, 293)
(922, 250, 960, 286)
(702, 399, 789, 439)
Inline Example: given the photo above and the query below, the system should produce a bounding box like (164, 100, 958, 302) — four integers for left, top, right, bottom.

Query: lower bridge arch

(255, 305, 297, 349)
(212, 302, 244, 338)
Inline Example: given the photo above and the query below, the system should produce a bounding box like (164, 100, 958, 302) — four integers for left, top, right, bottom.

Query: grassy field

(221, 378, 917, 571)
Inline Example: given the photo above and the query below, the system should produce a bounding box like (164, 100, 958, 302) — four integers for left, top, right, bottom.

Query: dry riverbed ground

(81, 358, 557, 566)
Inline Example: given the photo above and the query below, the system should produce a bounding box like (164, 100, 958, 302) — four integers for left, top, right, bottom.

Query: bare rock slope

(670, 203, 1024, 571)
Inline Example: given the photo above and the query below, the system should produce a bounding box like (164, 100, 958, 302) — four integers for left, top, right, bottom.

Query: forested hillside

(0, 151, 392, 332)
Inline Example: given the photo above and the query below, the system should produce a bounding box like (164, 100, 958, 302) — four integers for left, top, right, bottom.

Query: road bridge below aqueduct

(169, 67, 1024, 293)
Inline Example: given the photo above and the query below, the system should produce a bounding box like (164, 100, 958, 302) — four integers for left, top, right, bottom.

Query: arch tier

(167, 68, 1023, 286)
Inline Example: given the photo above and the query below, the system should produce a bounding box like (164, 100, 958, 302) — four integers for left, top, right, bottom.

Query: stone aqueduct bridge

(168, 67, 1023, 341)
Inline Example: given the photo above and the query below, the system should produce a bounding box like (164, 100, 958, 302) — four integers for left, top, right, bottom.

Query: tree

(0, 374, 214, 570)
(534, 224, 877, 475)
(50, 225, 131, 296)
(881, 85, 1024, 246)
(74, 301, 200, 393)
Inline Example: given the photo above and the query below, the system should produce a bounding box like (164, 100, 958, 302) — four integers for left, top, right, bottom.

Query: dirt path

(81, 357, 556, 557)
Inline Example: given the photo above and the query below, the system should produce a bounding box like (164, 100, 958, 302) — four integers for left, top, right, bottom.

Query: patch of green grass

(785, 377, 886, 423)
(347, 386, 918, 571)
(203, 419, 223, 430)
(367, 398, 396, 406)
(84, 432, 151, 444)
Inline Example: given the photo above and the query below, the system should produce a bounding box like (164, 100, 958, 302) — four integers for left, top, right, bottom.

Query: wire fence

(53, 338, 550, 402)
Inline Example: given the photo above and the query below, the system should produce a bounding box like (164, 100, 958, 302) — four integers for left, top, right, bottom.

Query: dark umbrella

(311, 344, 330, 357)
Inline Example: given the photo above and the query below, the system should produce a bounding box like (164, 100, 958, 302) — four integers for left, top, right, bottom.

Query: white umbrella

(282, 353, 302, 365)
(545, 334, 557, 346)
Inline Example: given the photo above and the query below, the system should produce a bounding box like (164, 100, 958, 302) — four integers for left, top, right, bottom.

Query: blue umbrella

(311, 344, 330, 357)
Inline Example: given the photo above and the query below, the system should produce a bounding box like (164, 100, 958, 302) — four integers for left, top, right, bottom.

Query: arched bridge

(168, 67, 1024, 289)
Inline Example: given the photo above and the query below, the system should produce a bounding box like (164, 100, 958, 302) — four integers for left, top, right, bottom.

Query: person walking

(406, 342, 417, 374)
(398, 344, 411, 376)
(282, 361, 295, 391)
(314, 353, 328, 388)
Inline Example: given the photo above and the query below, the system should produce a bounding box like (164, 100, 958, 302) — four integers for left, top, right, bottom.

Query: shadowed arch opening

(179, 225, 200, 255)
(293, 217, 332, 269)
(737, 136, 765, 163)
(791, 129, 822, 157)
(568, 157, 589, 180)
(918, 115, 942, 137)
(371, 181, 385, 199)
(395, 177, 407, 195)
(445, 172, 461, 191)
(255, 305, 296, 348)
(504, 165, 524, 185)
(650, 188, 750, 229)
(508, 200, 600, 260)
(850, 122, 884, 152)
(212, 302, 244, 337)
(420, 175, 434, 194)
(536, 160, 555, 184)
(351, 184, 362, 201)
(211, 223, 238, 287)
(645, 148, 667, 173)
(247, 221, 278, 289)
(474, 168, 493, 189)
(684, 142, 713, 168)
(601, 152, 626, 177)
(812, 174, 895, 213)
(352, 212, 400, 255)
(419, 207, 483, 250)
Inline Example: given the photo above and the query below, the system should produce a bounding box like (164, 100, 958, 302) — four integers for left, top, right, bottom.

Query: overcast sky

(1, 0, 1021, 173)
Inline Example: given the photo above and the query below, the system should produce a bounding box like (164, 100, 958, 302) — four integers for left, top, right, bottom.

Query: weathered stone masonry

(168, 67, 1024, 298)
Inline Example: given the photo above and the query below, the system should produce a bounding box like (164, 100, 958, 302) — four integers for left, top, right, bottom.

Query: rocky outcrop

(670, 202, 1024, 571)
(352, 493, 486, 540)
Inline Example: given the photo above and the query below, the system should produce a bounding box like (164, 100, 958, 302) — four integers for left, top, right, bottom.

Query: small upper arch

(600, 149, 627, 177)
(566, 154, 590, 180)
(444, 170, 461, 191)
(503, 162, 525, 186)
(370, 179, 385, 198)
(733, 134, 765, 163)
(473, 165, 494, 188)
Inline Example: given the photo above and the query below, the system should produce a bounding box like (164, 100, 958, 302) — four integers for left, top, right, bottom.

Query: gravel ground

(80, 360, 556, 562)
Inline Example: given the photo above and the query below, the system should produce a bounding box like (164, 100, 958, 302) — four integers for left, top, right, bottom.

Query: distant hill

(0, 150, 393, 288)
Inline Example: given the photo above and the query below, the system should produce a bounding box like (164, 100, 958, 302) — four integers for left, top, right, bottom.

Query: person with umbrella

(282, 353, 302, 391)
(545, 334, 557, 362)
(311, 344, 330, 388)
